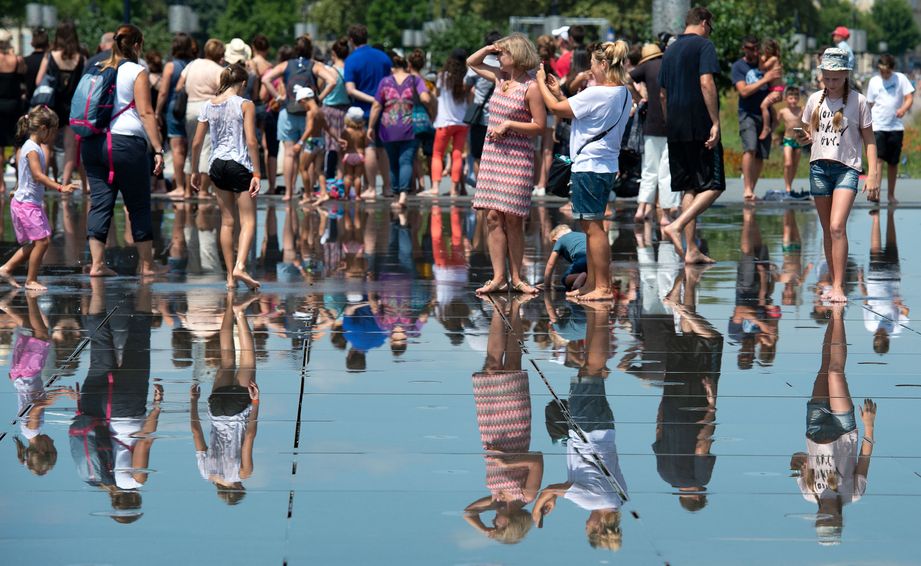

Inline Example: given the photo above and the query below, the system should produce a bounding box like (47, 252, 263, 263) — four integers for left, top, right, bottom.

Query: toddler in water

(543, 225, 588, 292)
(340, 106, 367, 200)
(294, 86, 333, 205)
(759, 39, 786, 140)
(0, 107, 76, 290)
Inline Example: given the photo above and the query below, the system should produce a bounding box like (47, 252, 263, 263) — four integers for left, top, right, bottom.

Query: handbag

(30, 54, 57, 108)
(547, 94, 630, 198)
(411, 76, 434, 135)
(171, 88, 188, 121)
(463, 82, 495, 125)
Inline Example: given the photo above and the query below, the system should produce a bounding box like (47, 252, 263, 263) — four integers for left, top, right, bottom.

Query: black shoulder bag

(547, 94, 630, 199)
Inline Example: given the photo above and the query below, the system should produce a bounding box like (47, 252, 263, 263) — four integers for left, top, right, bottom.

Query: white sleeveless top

(197, 95, 252, 171)
(110, 61, 147, 138)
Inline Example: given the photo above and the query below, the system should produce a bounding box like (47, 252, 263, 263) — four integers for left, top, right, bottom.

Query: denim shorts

(805, 400, 857, 443)
(570, 171, 613, 221)
(277, 109, 306, 142)
(810, 160, 859, 197)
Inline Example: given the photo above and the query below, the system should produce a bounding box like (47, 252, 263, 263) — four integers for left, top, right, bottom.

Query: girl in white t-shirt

(190, 63, 263, 291)
(800, 48, 879, 304)
(0, 106, 76, 290)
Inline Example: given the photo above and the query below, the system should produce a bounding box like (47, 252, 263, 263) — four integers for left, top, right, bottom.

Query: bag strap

(575, 91, 631, 156)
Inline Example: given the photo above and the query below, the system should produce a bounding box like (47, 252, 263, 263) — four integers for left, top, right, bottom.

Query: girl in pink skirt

(467, 34, 546, 295)
(0, 106, 76, 290)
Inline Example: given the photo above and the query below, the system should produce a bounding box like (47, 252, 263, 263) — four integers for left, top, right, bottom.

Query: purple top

(375, 74, 428, 143)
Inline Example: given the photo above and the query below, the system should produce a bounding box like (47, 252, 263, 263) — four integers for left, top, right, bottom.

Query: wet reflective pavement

(1, 197, 920, 565)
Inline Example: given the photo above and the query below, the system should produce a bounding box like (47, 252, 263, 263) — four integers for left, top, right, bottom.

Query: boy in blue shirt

(544, 225, 588, 291)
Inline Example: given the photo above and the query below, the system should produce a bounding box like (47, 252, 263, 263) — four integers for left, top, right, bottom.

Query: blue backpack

(70, 61, 135, 183)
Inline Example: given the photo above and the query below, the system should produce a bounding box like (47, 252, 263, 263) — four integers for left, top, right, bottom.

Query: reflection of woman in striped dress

(467, 34, 546, 295)
(464, 295, 543, 544)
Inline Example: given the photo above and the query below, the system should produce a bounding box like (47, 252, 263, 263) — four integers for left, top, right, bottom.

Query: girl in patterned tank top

(467, 34, 546, 296)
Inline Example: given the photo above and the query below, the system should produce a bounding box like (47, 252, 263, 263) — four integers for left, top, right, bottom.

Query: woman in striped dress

(467, 34, 547, 295)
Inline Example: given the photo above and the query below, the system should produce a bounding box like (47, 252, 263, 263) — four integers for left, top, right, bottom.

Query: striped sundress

(473, 79, 536, 217)
(473, 370, 532, 502)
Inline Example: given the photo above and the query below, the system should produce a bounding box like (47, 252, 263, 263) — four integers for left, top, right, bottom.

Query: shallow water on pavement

(0, 197, 919, 565)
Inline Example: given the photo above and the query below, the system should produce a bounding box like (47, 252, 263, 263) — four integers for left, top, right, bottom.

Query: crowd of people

(0, 8, 911, 302)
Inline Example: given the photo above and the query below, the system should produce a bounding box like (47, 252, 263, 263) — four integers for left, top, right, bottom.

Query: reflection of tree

(790, 306, 876, 545)
(465, 296, 543, 545)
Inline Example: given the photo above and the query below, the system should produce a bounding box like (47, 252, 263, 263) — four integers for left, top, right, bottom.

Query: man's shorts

(668, 140, 726, 193)
(739, 114, 771, 159)
(875, 130, 904, 166)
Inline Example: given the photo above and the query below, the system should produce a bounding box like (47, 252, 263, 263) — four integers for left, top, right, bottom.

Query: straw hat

(638, 43, 663, 65)
(224, 38, 252, 65)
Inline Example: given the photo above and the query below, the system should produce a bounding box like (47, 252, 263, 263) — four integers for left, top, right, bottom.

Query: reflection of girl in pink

(464, 295, 543, 544)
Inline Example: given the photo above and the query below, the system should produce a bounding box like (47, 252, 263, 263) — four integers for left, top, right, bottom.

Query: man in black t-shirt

(731, 36, 783, 200)
(658, 6, 724, 264)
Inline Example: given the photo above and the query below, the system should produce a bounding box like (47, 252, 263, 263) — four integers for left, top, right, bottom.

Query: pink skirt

(10, 199, 51, 244)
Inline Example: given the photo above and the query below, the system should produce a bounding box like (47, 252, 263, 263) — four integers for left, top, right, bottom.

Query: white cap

(551, 26, 570, 41)
(345, 106, 364, 121)
(295, 85, 315, 102)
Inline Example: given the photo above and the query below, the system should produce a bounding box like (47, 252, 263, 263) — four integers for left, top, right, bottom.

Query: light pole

(123, 0, 131, 23)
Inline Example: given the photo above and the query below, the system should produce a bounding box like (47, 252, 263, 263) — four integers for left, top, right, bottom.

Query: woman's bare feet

(233, 267, 261, 291)
(0, 269, 20, 288)
(282, 193, 293, 202)
(314, 192, 331, 205)
(684, 251, 716, 264)
(140, 262, 169, 277)
(827, 286, 847, 303)
(476, 278, 506, 295)
(661, 224, 685, 260)
(24, 280, 47, 291)
(510, 279, 539, 295)
(88, 265, 118, 277)
(576, 288, 614, 301)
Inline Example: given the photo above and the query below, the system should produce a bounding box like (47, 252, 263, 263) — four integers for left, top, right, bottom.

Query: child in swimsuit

(340, 106, 368, 200)
(294, 86, 335, 205)
(777, 86, 807, 196)
(759, 39, 786, 140)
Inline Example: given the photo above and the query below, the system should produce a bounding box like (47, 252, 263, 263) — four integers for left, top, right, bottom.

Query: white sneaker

(533, 186, 546, 197)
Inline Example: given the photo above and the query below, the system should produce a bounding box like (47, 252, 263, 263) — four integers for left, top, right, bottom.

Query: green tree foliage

(214, 0, 295, 52)
(565, 0, 652, 42)
(425, 15, 504, 67)
(37, 0, 170, 55)
(868, 0, 921, 55)
(704, 0, 801, 91)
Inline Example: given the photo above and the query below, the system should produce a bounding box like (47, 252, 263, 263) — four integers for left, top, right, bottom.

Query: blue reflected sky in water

(0, 201, 919, 564)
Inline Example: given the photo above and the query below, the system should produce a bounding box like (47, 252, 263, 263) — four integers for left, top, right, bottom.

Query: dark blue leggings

(82, 134, 153, 243)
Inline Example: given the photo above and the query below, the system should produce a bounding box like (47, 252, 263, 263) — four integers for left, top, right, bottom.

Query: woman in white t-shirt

(189, 63, 262, 291)
(537, 41, 632, 302)
(427, 49, 470, 197)
(82, 24, 167, 278)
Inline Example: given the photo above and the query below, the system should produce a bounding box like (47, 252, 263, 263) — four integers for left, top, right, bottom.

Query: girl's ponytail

(809, 89, 827, 133)
(832, 87, 850, 131)
(15, 115, 31, 142)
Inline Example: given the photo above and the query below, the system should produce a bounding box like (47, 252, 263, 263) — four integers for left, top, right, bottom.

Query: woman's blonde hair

(204, 38, 225, 63)
(592, 41, 629, 85)
(494, 33, 539, 71)
(809, 85, 850, 133)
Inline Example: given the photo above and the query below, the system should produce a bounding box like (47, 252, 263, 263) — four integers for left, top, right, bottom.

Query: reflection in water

(537, 303, 627, 552)
(730, 207, 778, 370)
(791, 306, 876, 545)
(465, 295, 543, 544)
(625, 267, 723, 512)
(69, 281, 161, 523)
(777, 209, 812, 307)
(860, 209, 909, 355)
(191, 295, 260, 506)
(3, 291, 74, 475)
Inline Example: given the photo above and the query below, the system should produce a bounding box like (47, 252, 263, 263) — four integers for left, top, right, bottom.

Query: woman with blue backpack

(261, 35, 337, 202)
(77, 24, 168, 277)
(154, 32, 196, 200)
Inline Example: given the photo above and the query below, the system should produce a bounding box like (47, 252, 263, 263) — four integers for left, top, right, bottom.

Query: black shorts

(668, 140, 725, 192)
(209, 158, 253, 193)
(417, 130, 435, 157)
(875, 130, 904, 165)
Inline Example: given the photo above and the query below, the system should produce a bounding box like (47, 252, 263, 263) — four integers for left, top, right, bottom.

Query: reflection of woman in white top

(790, 305, 876, 545)
(190, 296, 259, 506)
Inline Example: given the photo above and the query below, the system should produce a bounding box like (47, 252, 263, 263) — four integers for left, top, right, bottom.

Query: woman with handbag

(155, 33, 195, 199)
(467, 33, 546, 295)
(34, 22, 84, 188)
(537, 41, 632, 302)
(367, 53, 432, 209)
